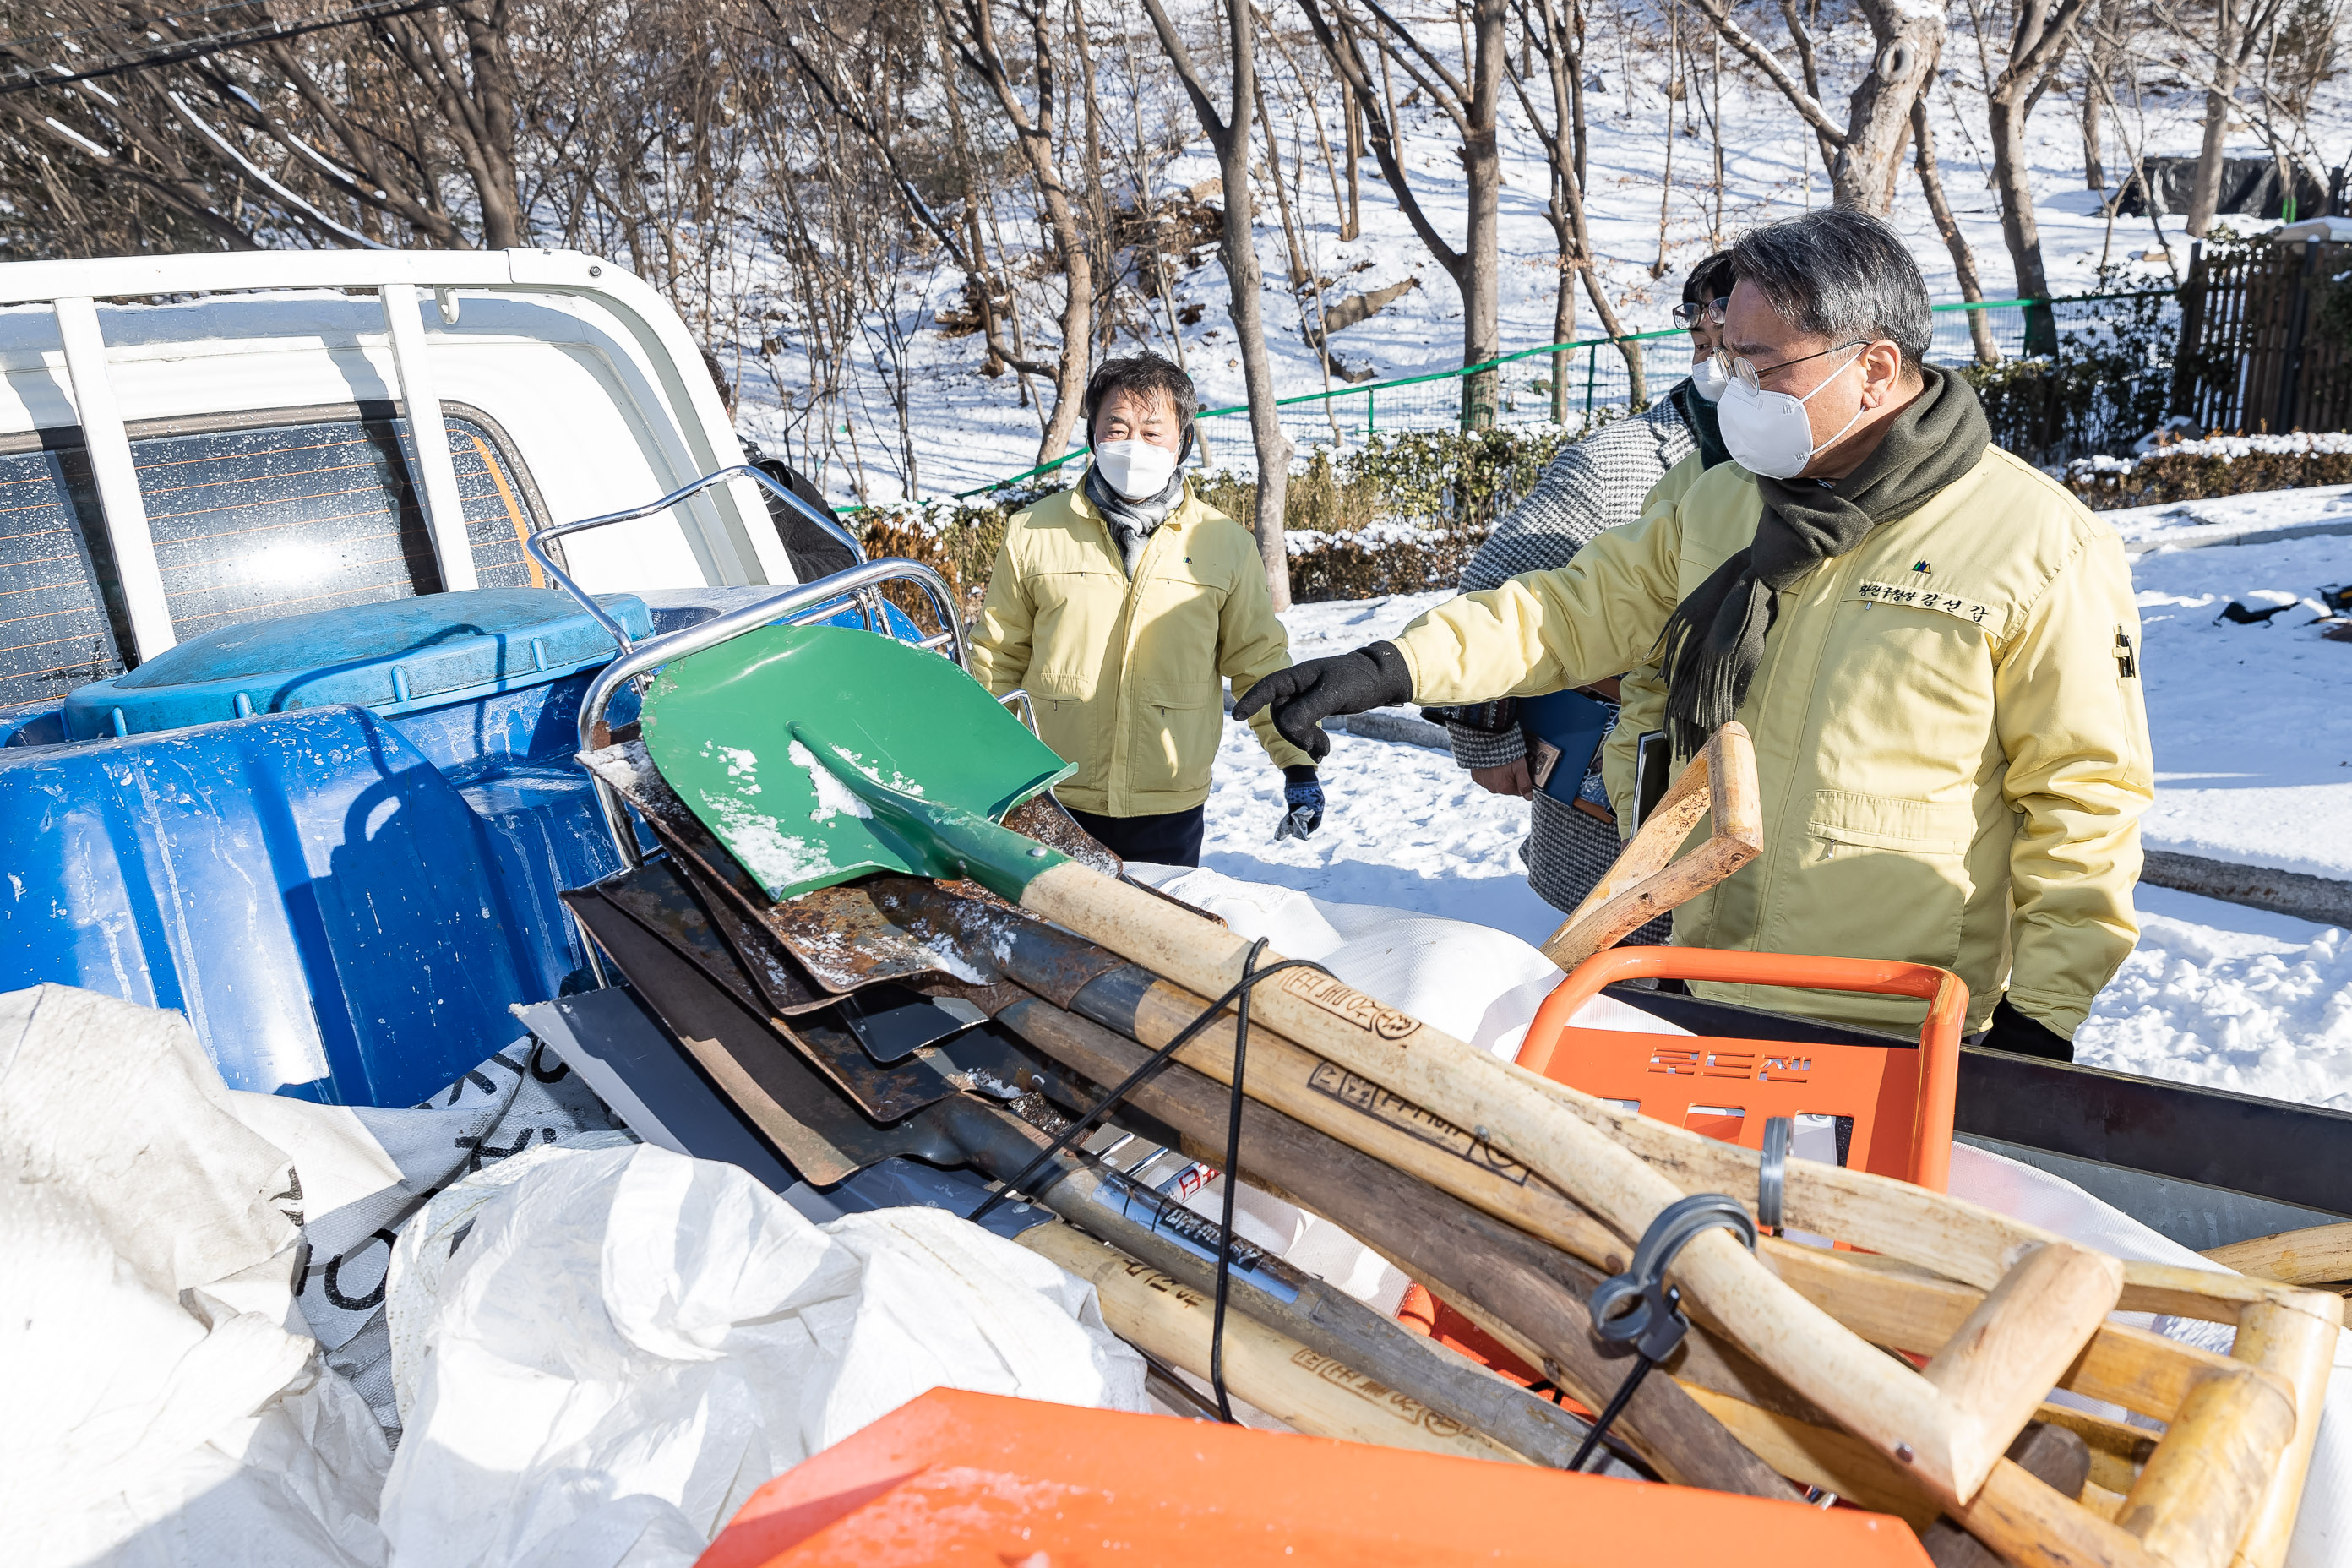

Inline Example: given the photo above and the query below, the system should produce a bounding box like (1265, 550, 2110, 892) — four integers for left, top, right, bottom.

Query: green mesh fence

(950, 289, 2180, 498)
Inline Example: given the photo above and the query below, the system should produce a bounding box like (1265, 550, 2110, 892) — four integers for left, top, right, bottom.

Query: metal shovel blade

(640, 623, 1073, 901)
(580, 738, 1118, 995)
(567, 883, 970, 1131)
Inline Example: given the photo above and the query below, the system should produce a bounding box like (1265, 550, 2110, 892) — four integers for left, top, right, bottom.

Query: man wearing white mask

(971, 353, 1317, 868)
(1239, 210, 2152, 1061)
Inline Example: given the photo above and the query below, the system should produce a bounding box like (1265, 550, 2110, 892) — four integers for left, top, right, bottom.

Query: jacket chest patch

(1854, 579, 1997, 629)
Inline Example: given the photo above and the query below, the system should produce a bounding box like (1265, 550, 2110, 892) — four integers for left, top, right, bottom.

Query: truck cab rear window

(0, 411, 543, 710)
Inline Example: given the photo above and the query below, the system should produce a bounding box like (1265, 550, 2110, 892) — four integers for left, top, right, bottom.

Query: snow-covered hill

(740, 15, 2313, 504)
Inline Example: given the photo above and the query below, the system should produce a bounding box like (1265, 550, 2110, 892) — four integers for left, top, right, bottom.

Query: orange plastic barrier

(697, 1387, 1935, 1567)
(1516, 947, 1967, 1191)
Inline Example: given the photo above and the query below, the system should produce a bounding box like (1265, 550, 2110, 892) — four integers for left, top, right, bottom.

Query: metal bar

(52, 297, 174, 659)
(379, 281, 477, 592)
(527, 463, 870, 653)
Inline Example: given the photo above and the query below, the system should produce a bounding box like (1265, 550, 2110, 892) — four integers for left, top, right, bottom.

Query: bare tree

(2077, 0, 2123, 188)
(2171, 0, 2295, 234)
(1139, 0, 1295, 607)
(1971, 0, 2095, 352)
(1298, 0, 1511, 426)
(1507, 0, 1645, 412)
(770, 1, 1097, 465)
(0, 0, 528, 249)
(1687, 0, 1942, 212)
(937, 0, 1097, 460)
(1911, 90, 2001, 362)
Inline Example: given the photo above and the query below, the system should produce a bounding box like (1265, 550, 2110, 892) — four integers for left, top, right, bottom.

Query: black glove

(1276, 765, 1323, 840)
(1233, 643, 1414, 761)
(1980, 998, 2073, 1063)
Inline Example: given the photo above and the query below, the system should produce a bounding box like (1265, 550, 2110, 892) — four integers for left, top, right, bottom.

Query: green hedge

(2065, 432, 2352, 509)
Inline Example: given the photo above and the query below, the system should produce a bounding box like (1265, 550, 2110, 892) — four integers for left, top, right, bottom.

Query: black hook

(1567, 1194, 1758, 1471)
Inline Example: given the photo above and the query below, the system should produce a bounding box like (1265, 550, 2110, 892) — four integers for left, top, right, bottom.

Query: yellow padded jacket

(970, 479, 1309, 816)
(1392, 446, 2153, 1037)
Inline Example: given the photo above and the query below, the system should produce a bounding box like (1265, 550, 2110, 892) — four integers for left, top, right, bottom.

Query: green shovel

(641, 622, 1078, 902)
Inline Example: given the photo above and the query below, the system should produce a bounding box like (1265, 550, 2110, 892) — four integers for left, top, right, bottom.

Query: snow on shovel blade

(642, 623, 1075, 901)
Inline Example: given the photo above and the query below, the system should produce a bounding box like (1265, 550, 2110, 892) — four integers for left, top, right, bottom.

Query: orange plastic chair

(696, 1386, 1936, 1567)
(1516, 946, 1968, 1192)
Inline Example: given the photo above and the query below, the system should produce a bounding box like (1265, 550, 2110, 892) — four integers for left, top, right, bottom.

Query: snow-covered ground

(1199, 508, 2352, 1106)
(2128, 515, 2352, 881)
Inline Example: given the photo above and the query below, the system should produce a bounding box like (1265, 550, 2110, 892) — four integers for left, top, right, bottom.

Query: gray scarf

(1085, 464, 1186, 576)
(1657, 365, 1991, 757)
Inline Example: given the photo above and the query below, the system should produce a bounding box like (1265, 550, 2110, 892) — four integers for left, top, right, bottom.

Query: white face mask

(1091, 438, 1180, 500)
(1716, 346, 1870, 480)
(1688, 354, 1731, 404)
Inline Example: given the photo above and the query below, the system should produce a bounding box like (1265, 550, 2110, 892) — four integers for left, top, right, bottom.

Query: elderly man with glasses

(1238, 210, 2151, 1061)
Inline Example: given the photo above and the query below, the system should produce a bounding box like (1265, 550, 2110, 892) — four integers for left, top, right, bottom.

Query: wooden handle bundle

(959, 743, 2340, 1568)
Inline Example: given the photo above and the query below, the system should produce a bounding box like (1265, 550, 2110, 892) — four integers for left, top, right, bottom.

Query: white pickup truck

(0, 248, 950, 1106)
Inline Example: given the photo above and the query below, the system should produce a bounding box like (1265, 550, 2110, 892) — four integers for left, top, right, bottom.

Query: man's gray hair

(1729, 210, 1932, 369)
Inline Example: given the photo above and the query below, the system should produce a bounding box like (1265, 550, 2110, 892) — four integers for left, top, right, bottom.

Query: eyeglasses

(1709, 338, 1869, 392)
(1672, 296, 1728, 330)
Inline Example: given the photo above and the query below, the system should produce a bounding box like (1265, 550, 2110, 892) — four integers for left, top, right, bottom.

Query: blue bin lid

(63, 588, 651, 739)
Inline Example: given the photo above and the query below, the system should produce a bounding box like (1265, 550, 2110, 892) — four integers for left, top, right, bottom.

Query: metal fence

(950, 288, 2185, 498)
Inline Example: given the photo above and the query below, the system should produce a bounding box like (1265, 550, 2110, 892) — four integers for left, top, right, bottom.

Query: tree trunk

(2186, 54, 2243, 237)
(1551, 199, 1577, 424)
(1691, 0, 1938, 214)
(1342, 77, 1363, 240)
(455, 3, 523, 248)
(1461, 0, 1506, 428)
(1986, 91, 2058, 351)
(1228, 17, 1293, 609)
(1913, 95, 2001, 364)
(1832, 0, 1941, 211)
(2081, 0, 2118, 195)
(1975, 0, 2093, 352)
(1521, 0, 1637, 408)
(954, 0, 1096, 464)
(1140, 0, 1293, 607)
(2082, 89, 2105, 189)
(1568, 0, 1588, 188)
(1255, 72, 1312, 287)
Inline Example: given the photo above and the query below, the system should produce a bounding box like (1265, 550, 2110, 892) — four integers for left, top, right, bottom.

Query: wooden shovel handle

(1018, 1221, 1527, 1464)
(1538, 721, 1763, 972)
(2202, 1221, 2352, 1287)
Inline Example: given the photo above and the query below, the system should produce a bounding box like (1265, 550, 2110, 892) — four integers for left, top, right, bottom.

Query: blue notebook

(1521, 689, 1614, 805)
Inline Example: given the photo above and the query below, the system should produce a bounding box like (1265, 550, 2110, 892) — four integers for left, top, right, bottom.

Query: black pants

(1064, 803, 1206, 868)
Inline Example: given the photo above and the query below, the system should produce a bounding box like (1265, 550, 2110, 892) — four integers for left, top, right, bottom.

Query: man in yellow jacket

(1239, 211, 2153, 1059)
(970, 353, 1315, 867)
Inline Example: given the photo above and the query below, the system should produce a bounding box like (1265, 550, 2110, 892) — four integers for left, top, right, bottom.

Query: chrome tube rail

(575, 555, 966, 869)
(525, 463, 871, 653)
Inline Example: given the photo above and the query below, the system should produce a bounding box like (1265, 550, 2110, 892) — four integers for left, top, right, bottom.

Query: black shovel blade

(835, 983, 983, 1065)
(567, 879, 966, 1129)
(586, 859, 825, 1015)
